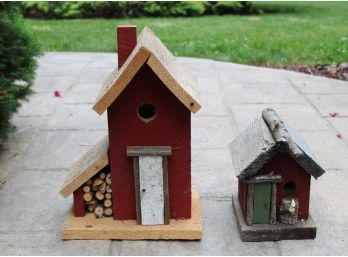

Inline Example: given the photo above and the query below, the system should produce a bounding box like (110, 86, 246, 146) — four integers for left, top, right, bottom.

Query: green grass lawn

(25, 2, 348, 65)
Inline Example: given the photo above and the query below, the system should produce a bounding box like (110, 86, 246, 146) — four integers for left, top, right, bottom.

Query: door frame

(127, 146, 171, 225)
(244, 173, 282, 225)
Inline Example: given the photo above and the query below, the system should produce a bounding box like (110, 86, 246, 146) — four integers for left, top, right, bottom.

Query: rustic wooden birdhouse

(59, 25, 202, 240)
(229, 108, 325, 242)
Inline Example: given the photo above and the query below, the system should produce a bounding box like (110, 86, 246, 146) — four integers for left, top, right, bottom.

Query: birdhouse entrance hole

(283, 181, 296, 193)
(138, 103, 156, 123)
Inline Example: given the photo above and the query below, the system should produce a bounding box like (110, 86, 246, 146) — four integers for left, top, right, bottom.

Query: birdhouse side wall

(238, 153, 311, 222)
(107, 64, 191, 220)
(257, 153, 311, 220)
(238, 180, 248, 220)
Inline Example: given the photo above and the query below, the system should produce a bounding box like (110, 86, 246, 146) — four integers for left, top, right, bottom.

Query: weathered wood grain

(132, 157, 141, 223)
(230, 108, 325, 180)
(262, 107, 290, 152)
(229, 118, 277, 180)
(245, 174, 282, 184)
(61, 191, 202, 240)
(127, 146, 172, 156)
(59, 135, 109, 198)
(139, 156, 165, 225)
(163, 157, 170, 225)
(232, 194, 317, 242)
(93, 27, 201, 115)
(270, 183, 277, 225)
(246, 184, 254, 226)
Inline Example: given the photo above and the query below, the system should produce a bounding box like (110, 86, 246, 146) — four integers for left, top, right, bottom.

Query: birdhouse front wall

(238, 153, 311, 225)
(107, 64, 191, 220)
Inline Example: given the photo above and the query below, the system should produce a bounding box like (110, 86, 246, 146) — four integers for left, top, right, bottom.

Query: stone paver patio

(0, 52, 347, 255)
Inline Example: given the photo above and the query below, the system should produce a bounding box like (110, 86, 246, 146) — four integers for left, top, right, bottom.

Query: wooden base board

(61, 191, 202, 240)
(232, 194, 317, 242)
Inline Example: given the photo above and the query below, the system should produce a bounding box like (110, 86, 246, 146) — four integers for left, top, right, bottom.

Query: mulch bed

(266, 63, 348, 81)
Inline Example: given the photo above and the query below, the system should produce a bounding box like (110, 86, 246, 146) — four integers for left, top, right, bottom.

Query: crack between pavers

(287, 77, 348, 149)
(211, 62, 241, 136)
(40, 57, 96, 133)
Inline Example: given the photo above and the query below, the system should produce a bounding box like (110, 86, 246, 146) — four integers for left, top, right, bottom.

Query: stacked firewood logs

(82, 171, 112, 218)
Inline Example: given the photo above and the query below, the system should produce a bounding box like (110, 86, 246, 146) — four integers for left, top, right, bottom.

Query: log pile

(82, 171, 112, 218)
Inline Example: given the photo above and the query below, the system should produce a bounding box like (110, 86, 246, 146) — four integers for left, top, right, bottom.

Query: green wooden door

(253, 183, 272, 224)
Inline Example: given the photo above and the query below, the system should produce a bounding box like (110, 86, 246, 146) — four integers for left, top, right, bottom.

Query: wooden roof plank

(229, 108, 326, 180)
(93, 27, 201, 115)
(59, 135, 109, 198)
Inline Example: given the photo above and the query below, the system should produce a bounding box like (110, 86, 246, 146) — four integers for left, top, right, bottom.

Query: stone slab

(327, 117, 348, 139)
(19, 130, 106, 170)
(62, 83, 103, 104)
(298, 130, 348, 170)
(192, 116, 234, 149)
(229, 103, 330, 132)
(288, 72, 348, 95)
(0, 170, 70, 233)
(232, 194, 317, 242)
(307, 94, 348, 117)
(222, 82, 306, 104)
(113, 197, 280, 255)
(44, 103, 107, 131)
(0, 232, 113, 255)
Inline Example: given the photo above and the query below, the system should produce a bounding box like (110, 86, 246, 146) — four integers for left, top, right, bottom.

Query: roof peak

(229, 108, 325, 180)
(93, 26, 201, 115)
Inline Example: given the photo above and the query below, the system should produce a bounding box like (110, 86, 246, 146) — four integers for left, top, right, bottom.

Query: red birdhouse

(59, 26, 202, 240)
(229, 108, 325, 241)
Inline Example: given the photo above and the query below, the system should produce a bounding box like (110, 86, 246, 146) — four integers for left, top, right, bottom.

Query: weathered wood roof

(59, 135, 109, 198)
(93, 27, 201, 115)
(229, 108, 325, 180)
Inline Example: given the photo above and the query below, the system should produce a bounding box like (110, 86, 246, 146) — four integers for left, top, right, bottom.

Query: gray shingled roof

(229, 108, 325, 180)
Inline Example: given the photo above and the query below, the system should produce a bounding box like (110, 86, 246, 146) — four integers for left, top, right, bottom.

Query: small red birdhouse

(59, 25, 202, 240)
(229, 108, 325, 242)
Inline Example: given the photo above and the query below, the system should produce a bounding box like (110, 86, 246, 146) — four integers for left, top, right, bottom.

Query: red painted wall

(73, 186, 86, 217)
(238, 180, 247, 219)
(117, 26, 137, 69)
(238, 153, 311, 221)
(107, 64, 191, 220)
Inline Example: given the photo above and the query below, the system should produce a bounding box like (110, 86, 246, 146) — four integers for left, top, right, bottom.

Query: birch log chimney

(117, 25, 137, 69)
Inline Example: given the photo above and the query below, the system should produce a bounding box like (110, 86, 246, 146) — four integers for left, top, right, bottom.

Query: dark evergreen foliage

(0, 2, 40, 145)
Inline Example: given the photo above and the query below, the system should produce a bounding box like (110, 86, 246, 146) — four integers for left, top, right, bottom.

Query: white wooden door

(138, 156, 164, 225)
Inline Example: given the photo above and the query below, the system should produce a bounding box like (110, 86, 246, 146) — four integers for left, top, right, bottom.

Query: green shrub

(0, 2, 40, 145)
(213, 1, 243, 15)
(21, 1, 257, 19)
(169, 2, 205, 17)
(143, 2, 205, 17)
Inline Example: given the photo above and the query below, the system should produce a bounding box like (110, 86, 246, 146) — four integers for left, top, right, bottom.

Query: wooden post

(163, 156, 170, 225)
(133, 157, 141, 224)
(73, 186, 86, 217)
(270, 183, 277, 224)
(117, 25, 137, 69)
(246, 184, 254, 226)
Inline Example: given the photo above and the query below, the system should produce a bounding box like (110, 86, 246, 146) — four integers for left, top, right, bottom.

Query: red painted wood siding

(238, 153, 311, 221)
(238, 180, 247, 219)
(73, 186, 86, 217)
(117, 26, 137, 69)
(258, 153, 311, 220)
(107, 64, 191, 220)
